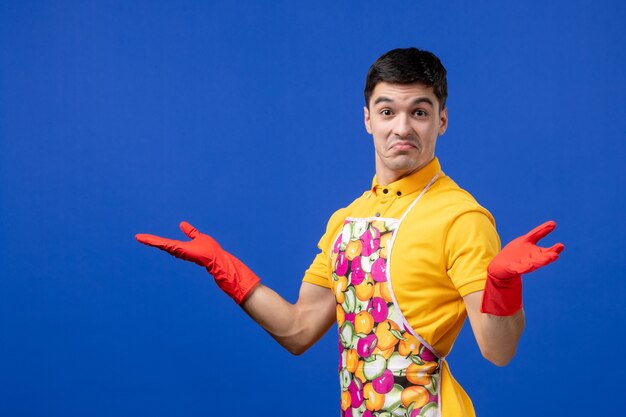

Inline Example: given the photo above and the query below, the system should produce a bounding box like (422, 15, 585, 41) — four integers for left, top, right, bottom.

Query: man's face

(364, 82, 448, 185)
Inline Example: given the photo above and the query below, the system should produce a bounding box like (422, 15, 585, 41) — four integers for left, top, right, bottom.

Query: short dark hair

(364, 47, 447, 110)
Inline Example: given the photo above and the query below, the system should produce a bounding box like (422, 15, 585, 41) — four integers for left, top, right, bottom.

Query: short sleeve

(445, 210, 501, 297)
(302, 208, 347, 289)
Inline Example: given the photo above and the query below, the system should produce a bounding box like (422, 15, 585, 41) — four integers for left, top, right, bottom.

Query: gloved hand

(136, 221, 260, 304)
(481, 220, 565, 316)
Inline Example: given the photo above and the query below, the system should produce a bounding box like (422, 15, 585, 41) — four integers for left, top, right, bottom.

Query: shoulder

(427, 175, 495, 225)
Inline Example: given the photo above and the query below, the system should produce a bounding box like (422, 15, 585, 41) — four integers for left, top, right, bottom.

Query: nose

(392, 113, 411, 138)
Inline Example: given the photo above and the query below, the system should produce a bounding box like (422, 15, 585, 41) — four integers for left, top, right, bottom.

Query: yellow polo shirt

(303, 157, 500, 417)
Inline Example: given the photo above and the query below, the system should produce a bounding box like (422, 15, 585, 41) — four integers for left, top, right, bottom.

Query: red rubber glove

(135, 221, 260, 304)
(481, 221, 565, 316)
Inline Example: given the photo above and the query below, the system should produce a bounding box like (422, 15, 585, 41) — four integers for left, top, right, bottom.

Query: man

(136, 48, 563, 417)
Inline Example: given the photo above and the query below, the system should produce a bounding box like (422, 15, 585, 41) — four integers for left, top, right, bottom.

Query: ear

(364, 106, 372, 134)
(438, 107, 448, 136)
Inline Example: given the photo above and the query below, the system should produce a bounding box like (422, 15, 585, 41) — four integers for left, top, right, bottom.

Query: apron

(332, 173, 442, 417)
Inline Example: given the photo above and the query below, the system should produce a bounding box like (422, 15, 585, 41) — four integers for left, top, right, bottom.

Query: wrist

(480, 272, 523, 316)
(208, 250, 261, 304)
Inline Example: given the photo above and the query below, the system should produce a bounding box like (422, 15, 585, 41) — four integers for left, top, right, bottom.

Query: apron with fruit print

(332, 173, 442, 417)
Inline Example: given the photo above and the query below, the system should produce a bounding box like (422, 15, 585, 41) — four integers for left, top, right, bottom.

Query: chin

(389, 156, 420, 171)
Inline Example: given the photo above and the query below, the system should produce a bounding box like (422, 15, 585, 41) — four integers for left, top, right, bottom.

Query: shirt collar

(370, 157, 442, 197)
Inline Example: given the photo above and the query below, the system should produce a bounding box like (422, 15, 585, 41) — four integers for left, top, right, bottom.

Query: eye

(380, 108, 393, 116)
(413, 109, 427, 117)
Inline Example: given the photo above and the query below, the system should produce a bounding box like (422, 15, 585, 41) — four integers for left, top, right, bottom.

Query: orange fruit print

(334, 219, 440, 417)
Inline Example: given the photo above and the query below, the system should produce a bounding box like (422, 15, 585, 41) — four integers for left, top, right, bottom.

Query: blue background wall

(1, 1, 624, 416)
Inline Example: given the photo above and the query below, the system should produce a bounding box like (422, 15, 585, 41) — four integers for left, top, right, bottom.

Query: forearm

(465, 291, 525, 366)
(476, 309, 525, 366)
(240, 283, 336, 355)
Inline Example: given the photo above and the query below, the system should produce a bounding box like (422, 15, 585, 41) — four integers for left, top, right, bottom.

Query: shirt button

(396, 191, 402, 196)
(383, 189, 389, 194)
(375, 212, 381, 217)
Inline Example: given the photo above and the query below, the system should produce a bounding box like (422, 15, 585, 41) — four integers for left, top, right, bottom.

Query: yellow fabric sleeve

(302, 208, 348, 288)
(445, 210, 501, 297)
(302, 250, 332, 288)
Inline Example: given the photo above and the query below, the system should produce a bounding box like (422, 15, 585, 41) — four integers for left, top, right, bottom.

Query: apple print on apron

(332, 174, 442, 417)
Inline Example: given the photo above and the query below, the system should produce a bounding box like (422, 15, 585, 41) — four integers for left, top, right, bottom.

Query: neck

(375, 158, 434, 186)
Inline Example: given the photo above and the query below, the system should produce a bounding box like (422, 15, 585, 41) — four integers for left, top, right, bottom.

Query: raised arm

(136, 221, 336, 355)
(465, 221, 564, 366)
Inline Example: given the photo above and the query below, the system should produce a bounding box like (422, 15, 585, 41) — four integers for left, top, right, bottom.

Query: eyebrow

(373, 96, 435, 107)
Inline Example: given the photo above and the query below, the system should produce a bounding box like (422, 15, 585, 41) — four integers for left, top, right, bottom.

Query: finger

(523, 220, 557, 244)
(524, 245, 560, 267)
(135, 233, 181, 251)
(531, 253, 559, 267)
(537, 244, 564, 258)
(547, 243, 565, 254)
(180, 221, 199, 239)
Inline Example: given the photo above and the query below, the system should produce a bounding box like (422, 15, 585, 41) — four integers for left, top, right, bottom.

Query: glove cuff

(207, 251, 261, 304)
(480, 273, 523, 316)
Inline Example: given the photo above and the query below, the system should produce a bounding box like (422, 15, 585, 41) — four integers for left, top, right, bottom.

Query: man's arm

(464, 292, 525, 366)
(241, 282, 336, 355)
(136, 221, 336, 355)
(463, 221, 563, 366)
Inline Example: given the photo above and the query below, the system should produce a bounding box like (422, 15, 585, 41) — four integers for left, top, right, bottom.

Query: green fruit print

(340, 321, 355, 349)
(342, 286, 357, 314)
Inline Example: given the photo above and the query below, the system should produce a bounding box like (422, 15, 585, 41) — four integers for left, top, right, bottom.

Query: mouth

(388, 141, 417, 152)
